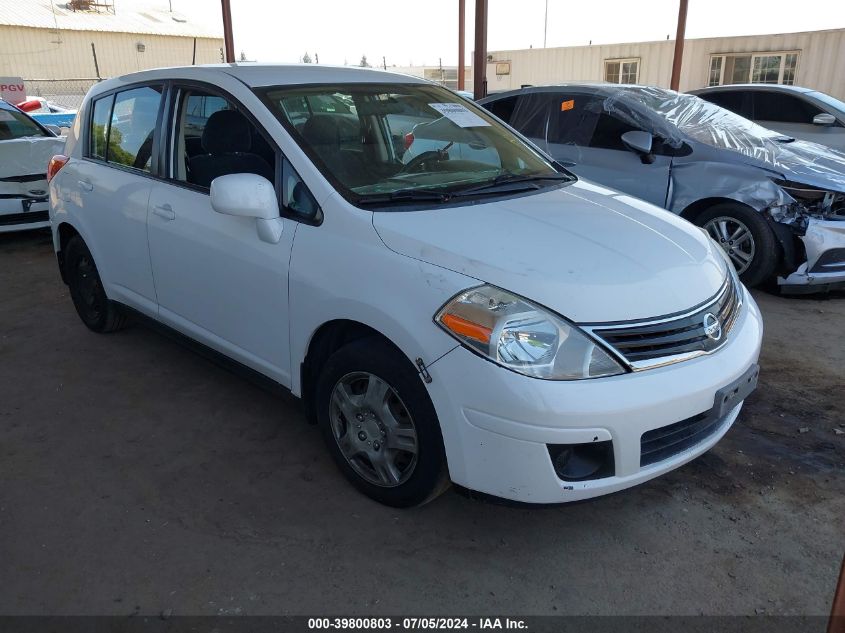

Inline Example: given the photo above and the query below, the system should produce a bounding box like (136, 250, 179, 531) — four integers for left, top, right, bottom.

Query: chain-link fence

(21, 78, 101, 110)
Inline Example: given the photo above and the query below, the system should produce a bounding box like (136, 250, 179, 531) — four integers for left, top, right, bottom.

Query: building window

(707, 51, 799, 86)
(604, 58, 639, 84)
(707, 56, 723, 86)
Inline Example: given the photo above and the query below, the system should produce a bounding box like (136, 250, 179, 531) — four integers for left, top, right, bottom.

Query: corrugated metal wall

(485, 29, 845, 99)
(0, 25, 224, 79)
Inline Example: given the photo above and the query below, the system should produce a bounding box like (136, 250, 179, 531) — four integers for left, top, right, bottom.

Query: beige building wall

(484, 29, 845, 100)
(0, 25, 223, 79)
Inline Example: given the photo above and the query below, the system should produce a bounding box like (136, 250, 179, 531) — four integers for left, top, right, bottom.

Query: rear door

(66, 84, 164, 316)
(145, 82, 307, 386)
(545, 92, 672, 207)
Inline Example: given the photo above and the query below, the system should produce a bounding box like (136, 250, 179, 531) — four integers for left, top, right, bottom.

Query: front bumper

(426, 288, 763, 503)
(779, 218, 845, 289)
(0, 197, 50, 233)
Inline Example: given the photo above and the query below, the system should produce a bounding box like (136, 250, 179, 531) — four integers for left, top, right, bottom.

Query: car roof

(0, 98, 19, 111)
(91, 63, 431, 94)
(478, 83, 667, 102)
(690, 84, 814, 94)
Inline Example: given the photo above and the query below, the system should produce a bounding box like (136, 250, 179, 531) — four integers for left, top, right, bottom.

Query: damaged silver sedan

(480, 85, 845, 291)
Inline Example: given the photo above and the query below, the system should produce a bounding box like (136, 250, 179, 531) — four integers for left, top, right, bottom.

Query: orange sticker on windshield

(561, 99, 575, 111)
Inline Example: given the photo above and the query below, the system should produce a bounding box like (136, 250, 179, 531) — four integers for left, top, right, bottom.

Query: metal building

(0, 0, 223, 106)
(484, 28, 845, 99)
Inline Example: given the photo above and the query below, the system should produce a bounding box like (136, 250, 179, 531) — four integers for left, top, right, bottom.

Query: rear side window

(510, 94, 550, 140)
(108, 86, 163, 171)
(484, 96, 518, 123)
(752, 92, 822, 123)
(89, 94, 113, 160)
(700, 91, 749, 118)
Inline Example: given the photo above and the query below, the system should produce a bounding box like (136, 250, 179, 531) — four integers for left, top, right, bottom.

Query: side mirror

(45, 124, 63, 136)
(813, 113, 836, 127)
(621, 130, 654, 155)
(210, 173, 283, 243)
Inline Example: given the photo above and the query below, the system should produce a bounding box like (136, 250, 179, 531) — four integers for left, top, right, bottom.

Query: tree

(302, 52, 312, 63)
(359, 54, 370, 68)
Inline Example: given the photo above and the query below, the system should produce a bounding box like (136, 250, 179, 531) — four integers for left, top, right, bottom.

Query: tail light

(403, 132, 414, 151)
(47, 155, 69, 183)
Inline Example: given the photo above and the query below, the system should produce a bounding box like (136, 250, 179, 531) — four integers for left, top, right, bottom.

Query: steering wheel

(400, 146, 452, 174)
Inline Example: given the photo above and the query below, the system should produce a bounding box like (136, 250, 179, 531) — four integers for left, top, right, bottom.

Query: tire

(315, 337, 449, 507)
(65, 235, 127, 333)
(695, 203, 779, 288)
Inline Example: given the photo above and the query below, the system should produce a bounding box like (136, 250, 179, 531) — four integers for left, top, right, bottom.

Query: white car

(0, 99, 65, 232)
(47, 65, 763, 507)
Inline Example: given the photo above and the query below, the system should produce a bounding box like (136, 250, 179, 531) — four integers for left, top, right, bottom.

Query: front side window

(0, 107, 49, 141)
(752, 92, 822, 124)
(260, 83, 561, 204)
(108, 86, 163, 171)
(171, 87, 276, 190)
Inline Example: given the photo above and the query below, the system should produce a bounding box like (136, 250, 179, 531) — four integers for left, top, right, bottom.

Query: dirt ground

(0, 229, 843, 617)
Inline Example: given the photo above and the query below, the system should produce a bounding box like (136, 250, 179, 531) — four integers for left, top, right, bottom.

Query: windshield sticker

(561, 99, 575, 111)
(428, 103, 490, 128)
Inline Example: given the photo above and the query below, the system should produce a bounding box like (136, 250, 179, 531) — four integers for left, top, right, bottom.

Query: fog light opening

(548, 441, 615, 482)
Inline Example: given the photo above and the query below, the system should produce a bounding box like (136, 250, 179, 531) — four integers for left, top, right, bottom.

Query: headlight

(435, 285, 626, 380)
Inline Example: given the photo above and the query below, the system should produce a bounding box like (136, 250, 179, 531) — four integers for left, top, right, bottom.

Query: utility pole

(383, 56, 387, 70)
(473, 0, 488, 99)
(220, 0, 235, 63)
(458, 0, 465, 90)
(669, 0, 688, 91)
(543, 0, 548, 48)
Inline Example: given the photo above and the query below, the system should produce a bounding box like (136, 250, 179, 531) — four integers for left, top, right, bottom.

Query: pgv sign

(0, 78, 26, 104)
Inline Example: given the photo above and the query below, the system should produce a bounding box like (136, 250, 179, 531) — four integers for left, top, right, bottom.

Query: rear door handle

(78, 179, 93, 192)
(152, 204, 175, 221)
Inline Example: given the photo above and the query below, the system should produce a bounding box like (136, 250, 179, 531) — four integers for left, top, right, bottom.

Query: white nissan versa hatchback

(48, 64, 763, 507)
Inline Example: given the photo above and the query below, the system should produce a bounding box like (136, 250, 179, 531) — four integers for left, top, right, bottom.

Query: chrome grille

(589, 275, 742, 369)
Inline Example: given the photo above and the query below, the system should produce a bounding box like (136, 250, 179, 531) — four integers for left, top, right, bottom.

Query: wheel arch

(299, 319, 410, 425)
(679, 196, 757, 223)
(56, 221, 82, 284)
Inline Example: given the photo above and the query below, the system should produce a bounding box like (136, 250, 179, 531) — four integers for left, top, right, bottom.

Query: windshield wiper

(356, 188, 452, 206)
(451, 172, 573, 197)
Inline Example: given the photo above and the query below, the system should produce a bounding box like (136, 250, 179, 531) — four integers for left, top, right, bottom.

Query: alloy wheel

(703, 216, 756, 274)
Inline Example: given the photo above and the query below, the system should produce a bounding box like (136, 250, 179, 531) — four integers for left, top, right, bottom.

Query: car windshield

(260, 83, 563, 204)
(0, 107, 49, 141)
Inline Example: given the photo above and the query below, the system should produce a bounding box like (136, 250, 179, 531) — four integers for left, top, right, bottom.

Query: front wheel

(695, 203, 779, 287)
(315, 338, 449, 507)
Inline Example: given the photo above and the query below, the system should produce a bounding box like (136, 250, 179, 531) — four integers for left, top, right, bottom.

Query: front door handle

(78, 179, 93, 192)
(152, 204, 175, 221)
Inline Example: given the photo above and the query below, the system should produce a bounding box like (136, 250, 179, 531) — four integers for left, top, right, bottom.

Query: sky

(174, 0, 845, 67)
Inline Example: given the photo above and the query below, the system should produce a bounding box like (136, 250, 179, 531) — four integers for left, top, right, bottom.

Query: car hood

(0, 137, 65, 179)
(372, 180, 728, 323)
(720, 136, 845, 192)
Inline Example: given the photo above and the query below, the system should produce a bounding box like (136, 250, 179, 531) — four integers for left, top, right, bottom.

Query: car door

(751, 90, 845, 149)
(545, 92, 672, 207)
(68, 84, 164, 316)
(145, 83, 301, 386)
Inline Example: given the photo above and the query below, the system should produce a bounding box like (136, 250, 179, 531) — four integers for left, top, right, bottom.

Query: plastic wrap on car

(602, 87, 845, 192)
